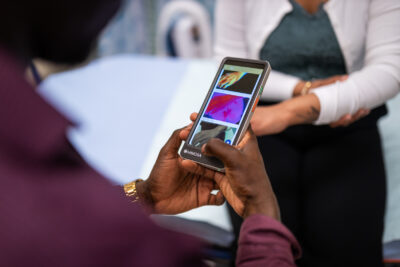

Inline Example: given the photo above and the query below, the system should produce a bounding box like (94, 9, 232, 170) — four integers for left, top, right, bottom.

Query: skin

(294, 75, 370, 128)
(252, 74, 369, 137)
(137, 113, 280, 220)
(136, 124, 226, 215)
(217, 71, 245, 89)
(295, 0, 329, 14)
(201, 130, 280, 219)
(251, 93, 320, 136)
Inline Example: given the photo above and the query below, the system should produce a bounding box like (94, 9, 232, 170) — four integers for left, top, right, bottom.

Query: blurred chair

(380, 94, 400, 265)
(98, 0, 153, 56)
(384, 240, 400, 266)
(156, 0, 212, 58)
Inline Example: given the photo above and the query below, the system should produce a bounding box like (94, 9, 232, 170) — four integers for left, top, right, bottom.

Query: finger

(342, 109, 368, 127)
(330, 118, 346, 128)
(161, 127, 187, 156)
(202, 138, 242, 169)
(342, 115, 354, 127)
(208, 191, 225, 206)
(179, 123, 193, 140)
(329, 121, 341, 128)
(205, 192, 225, 206)
(344, 110, 368, 127)
(180, 159, 217, 179)
(316, 75, 345, 88)
(310, 80, 321, 89)
(353, 109, 370, 121)
(190, 112, 198, 122)
(236, 128, 258, 151)
(330, 114, 351, 128)
(332, 75, 346, 81)
(213, 182, 220, 190)
(351, 110, 364, 122)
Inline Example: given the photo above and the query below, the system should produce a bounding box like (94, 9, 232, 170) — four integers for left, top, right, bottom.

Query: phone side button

(252, 96, 260, 112)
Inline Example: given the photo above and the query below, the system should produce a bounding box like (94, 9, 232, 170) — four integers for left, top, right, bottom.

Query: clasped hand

(250, 75, 371, 136)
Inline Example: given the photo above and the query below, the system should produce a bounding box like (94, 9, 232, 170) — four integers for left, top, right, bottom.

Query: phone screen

(189, 63, 263, 148)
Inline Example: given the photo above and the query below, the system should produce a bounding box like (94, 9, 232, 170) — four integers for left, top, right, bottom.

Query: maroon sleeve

(0, 49, 204, 267)
(0, 167, 204, 267)
(236, 215, 302, 267)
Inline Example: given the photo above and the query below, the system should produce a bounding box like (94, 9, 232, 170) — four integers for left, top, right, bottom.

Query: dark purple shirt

(0, 47, 301, 266)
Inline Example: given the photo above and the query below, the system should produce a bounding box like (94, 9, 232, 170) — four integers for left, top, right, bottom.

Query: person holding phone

(0, 0, 301, 265)
(215, 0, 400, 266)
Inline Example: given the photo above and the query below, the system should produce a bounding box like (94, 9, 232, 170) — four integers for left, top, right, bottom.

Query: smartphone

(179, 57, 271, 172)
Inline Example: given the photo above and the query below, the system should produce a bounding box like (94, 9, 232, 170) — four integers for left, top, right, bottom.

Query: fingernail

(201, 144, 207, 153)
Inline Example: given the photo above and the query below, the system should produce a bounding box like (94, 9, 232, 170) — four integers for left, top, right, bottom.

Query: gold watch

(124, 179, 143, 203)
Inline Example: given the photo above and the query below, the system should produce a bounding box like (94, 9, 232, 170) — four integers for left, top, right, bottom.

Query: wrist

(281, 94, 321, 126)
(281, 100, 299, 126)
(136, 180, 154, 207)
(275, 101, 294, 128)
(293, 80, 315, 97)
(243, 196, 280, 221)
(293, 80, 305, 97)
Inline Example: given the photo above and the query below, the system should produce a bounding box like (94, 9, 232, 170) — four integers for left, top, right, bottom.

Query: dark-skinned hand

(136, 124, 225, 215)
(182, 113, 280, 220)
(138, 113, 280, 220)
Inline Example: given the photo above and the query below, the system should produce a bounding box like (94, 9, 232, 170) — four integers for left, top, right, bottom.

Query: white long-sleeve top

(214, 0, 400, 124)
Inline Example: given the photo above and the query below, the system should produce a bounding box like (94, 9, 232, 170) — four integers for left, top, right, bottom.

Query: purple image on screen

(204, 93, 249, 124)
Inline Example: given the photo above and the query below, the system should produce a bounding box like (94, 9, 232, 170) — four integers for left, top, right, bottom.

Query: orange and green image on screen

(217, 65, 261, 94)
(217, 71, 246, 89)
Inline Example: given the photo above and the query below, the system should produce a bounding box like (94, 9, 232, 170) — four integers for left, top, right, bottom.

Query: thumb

(202, 138, 242, 169)
(161, 127, 186, 156)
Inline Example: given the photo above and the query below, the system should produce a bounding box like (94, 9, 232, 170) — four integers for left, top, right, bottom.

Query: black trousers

(229, 106, 387, 267)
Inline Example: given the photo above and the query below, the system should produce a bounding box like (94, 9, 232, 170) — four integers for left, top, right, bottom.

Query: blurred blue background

(98, 0, 215, 56)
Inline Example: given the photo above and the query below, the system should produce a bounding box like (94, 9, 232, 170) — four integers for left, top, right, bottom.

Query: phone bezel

(179, 57, 271, 172)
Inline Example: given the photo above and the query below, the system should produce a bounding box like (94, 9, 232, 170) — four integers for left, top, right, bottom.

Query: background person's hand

(249, 75, 347, 136)
(329, 108, 370, 128)
(293, 75, 348, 97)
(252, 74, 368, 134)
(310, 75, 348, 89)
(136, 126, 225, 215)
(294, 75, 370, 127)
(250, 104, 291, 136)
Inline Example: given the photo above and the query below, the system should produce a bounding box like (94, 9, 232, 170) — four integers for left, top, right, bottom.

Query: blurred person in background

(215, 0, 400, 266)
(0, 0, 302, 266)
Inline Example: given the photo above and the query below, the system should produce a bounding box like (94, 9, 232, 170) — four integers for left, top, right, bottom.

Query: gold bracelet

(124, 179, 143, 203)
(301, 81, 312, 96)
